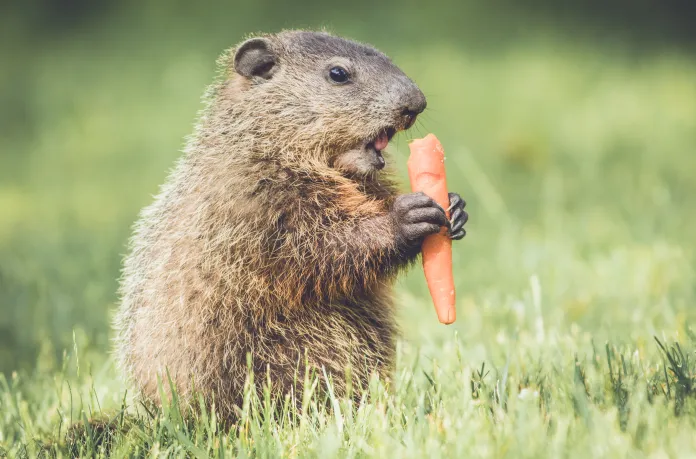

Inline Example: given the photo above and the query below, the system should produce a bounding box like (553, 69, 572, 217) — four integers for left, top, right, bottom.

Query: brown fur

(115, 30, 430, 420)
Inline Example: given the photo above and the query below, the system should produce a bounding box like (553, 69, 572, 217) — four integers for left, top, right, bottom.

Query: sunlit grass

(1, 331, 696, 457)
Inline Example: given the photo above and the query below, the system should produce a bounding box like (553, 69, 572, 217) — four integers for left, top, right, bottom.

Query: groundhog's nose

(400, 87, 427, 129)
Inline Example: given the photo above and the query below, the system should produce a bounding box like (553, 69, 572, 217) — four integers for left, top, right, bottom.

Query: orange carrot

(407, 134, 455, 324)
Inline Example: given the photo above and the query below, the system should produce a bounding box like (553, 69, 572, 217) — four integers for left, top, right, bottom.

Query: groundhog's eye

(328, 66, 350, 84)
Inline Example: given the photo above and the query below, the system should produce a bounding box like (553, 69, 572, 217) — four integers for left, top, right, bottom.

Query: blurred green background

(1, 0, 695, 376)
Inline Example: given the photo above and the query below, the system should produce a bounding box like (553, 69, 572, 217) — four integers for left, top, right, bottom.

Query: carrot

(407, 134, 455, 324)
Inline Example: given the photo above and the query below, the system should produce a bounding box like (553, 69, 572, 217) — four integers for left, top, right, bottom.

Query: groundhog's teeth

(375, 150, 386, 169)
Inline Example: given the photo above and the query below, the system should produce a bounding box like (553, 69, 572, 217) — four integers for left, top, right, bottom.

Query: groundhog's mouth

(365, 127, 397, 170)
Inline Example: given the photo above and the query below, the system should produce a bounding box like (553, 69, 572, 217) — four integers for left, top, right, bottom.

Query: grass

(2, 333, 696, 457)
(1, 4, 696, 457)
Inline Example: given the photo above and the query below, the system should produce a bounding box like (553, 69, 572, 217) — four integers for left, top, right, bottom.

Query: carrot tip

(438, 308, 455, 325)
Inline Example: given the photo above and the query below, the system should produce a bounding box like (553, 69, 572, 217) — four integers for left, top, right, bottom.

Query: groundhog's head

(225, 30, 426, 176)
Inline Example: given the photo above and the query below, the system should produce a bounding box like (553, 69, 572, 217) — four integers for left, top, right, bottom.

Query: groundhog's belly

(126, 277, 398, 416)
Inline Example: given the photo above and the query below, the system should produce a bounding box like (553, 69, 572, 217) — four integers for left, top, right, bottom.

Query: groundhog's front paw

(391, 192, 450, 250)
(447, 192, 468, 240)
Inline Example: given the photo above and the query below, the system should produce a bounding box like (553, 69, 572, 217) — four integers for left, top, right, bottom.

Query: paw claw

(449, 229, 466, 240)
(446, 193, 468, 240)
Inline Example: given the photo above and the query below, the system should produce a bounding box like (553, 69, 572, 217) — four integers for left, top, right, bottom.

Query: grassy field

(1, 4, 696, 457)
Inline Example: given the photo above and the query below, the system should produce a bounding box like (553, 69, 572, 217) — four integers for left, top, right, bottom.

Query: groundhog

(115, 30, 468, 420)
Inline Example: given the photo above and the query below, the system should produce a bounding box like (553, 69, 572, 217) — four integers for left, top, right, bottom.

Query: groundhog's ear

(233, 38, 277, 80)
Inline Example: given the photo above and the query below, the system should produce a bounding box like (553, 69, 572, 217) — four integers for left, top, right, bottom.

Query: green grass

(2, 5, 696, 457)
(2, 332, 696, 457)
